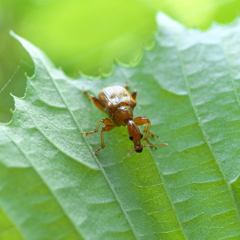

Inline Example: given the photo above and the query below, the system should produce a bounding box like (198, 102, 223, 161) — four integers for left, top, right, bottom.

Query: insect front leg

(82, 118, 115, 154)
(143, 126, 158, 138)
(94, 124, 115, 155)
(133, 116, 157, 145)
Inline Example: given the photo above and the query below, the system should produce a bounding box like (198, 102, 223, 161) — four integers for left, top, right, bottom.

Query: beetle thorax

(111, 105, 133, 126)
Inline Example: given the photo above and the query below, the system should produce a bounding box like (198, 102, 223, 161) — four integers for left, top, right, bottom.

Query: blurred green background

(1, 0, 240, 123)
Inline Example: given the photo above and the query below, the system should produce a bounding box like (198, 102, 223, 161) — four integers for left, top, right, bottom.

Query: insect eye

(141, 134, 143, 139)
(129, 135, 133, 141)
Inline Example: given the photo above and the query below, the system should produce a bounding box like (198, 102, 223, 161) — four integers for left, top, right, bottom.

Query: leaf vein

(170, 27, 240, 226)
(2, 127, 83, 239)
(31, 44, 140, 239)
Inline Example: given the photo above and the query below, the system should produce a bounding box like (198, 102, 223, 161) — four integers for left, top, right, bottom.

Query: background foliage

(1, 0, 240, 122)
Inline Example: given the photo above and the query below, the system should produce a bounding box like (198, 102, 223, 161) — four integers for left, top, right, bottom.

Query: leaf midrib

(26, 41, 141, 239)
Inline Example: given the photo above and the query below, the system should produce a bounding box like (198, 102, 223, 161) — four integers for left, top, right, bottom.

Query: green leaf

(1, 12, 240, 239)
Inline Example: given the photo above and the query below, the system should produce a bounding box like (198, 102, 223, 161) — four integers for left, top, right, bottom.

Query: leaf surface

(1, 13, 240, 240)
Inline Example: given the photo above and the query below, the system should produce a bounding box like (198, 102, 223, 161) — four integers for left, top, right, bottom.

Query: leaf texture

(1, 13, 240, 240)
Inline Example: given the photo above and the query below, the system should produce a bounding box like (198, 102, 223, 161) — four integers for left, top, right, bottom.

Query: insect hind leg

(124, 83, 137, 100)
(83, 89, 105, 112)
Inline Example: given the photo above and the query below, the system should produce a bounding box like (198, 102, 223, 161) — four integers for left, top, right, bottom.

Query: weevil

(82, 85, 168, 155)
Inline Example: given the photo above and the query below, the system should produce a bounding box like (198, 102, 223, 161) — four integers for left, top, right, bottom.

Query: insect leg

(90, 96, 105, 112)
(82, 118, 113, 136)
(83, 89, 92, 99)
(94, 124, 115, 155)
(83, 90, 105, 112)
(133, 116, 157, 144)
(124, 82, 129, 91)
(143, 126, 158, 137)
(124, 84, 137, 100)
(82, 118, 115, 154)
(131, 90, 137, 100)
(133, 116, 168, 149)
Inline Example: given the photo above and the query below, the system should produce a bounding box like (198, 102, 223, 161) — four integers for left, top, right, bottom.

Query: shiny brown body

(82, 86, 167, 154)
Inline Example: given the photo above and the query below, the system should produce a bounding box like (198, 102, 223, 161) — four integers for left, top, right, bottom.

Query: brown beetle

(82, 86, 167, 155)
